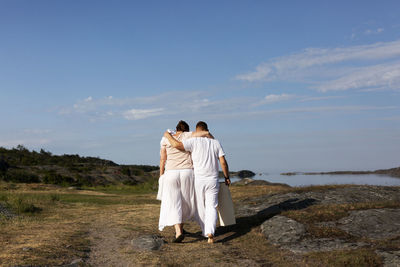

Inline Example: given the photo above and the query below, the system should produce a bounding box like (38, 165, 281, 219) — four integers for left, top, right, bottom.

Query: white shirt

(182, 137, 225, 180)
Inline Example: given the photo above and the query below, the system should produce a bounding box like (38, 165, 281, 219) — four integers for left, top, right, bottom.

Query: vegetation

(0, 146, 158, 187)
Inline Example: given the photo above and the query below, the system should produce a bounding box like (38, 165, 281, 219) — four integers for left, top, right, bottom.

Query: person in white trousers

(164, 121, 231, 244)
(159, 121, 213, 243)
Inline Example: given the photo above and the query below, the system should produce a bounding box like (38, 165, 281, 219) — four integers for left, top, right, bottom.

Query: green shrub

(42, 173, 75, 186)
(121, 166, 131, 176)
(122, 179, 137, 186)
(2, 169, 40, 183)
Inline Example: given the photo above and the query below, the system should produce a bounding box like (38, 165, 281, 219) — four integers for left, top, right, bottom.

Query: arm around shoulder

(163, 131, 185, 151)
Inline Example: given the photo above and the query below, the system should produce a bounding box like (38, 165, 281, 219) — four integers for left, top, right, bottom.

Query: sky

(1, 0, 400, 172)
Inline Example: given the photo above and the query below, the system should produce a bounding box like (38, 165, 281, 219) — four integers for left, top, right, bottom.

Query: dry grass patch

(0, 208, 93, 266)
(283, 201, 400, 224)
(306, 225, 355, 240)
(304, 248, 383, 267)
(230, 184, 289, 200)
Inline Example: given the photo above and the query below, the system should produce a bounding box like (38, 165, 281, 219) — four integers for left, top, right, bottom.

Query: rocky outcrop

(235, 185, 400, 217)
(233, 178, 290, 187)
(237, 170, 256, 178)
(233, 185, 400, 265)
(0, 203, 15, 219)
(337, 209, 400, 240)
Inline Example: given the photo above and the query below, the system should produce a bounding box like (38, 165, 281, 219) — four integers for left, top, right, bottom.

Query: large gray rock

(376, 250, 400, 267)
(337, 209, 400, 240)
(260, 215, 367, 254)
(0, 203, 15, 219)
(131, 235, 164, 251)
(261, 215, 306, 244)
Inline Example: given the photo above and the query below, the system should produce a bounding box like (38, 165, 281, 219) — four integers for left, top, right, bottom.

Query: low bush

(2, 169, 40, 183)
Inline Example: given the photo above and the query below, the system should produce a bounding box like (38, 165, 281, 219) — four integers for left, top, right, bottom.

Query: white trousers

(194, 179, 220, 237)
(159, 169, 195, 231)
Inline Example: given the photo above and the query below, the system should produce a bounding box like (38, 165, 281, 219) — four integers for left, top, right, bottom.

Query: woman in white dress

(158, 120, 210, 242)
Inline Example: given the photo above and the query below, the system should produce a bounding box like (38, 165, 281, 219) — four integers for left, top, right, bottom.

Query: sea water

(230, 173, 400, 187)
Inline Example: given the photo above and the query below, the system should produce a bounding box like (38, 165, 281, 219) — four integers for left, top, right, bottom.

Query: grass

(283, 201, 400, 224)
(0, 181, 397, 266)
(304, 248, 383, 267)
(83, 177, 158, 195)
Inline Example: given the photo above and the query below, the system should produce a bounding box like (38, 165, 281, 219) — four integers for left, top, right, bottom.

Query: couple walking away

(158, 120, 231, 244)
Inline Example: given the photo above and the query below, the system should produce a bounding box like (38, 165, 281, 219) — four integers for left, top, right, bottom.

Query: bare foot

(207, 234, 214, 244)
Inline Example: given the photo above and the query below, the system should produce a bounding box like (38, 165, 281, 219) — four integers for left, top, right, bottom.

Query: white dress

(158, 132, 196, 231)
(158, 169, 195, 231)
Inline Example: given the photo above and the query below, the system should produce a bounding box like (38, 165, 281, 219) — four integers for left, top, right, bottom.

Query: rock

(234, 185, 400, 255)
(376, 250, 400, 267)
(337, 209, 400, 240)
(286, 238, 368, 254)
(131, 235, 164, 251)
(0, 203, 15, 219)
(260, 216, 368, 254)
(235, 185, 400, 218)
(233, 178, 290, 187)
(70, 258, 83, 264)
(22, 247, 32, 251)
(237, 170, 256, 178)
(60, 258, 84, 267)
(261, 215, 306, 244)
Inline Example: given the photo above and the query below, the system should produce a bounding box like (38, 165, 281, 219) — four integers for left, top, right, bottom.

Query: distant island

(281, 166, 400, 178)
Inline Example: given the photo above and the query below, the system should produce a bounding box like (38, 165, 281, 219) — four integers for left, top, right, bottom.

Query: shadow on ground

(216, 198, 317, 243)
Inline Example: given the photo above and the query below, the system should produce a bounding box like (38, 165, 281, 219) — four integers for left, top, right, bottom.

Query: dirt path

(86, 213, 133, 266)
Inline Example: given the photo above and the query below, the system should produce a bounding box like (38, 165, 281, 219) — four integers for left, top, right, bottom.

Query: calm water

(230, 173, 400, 187)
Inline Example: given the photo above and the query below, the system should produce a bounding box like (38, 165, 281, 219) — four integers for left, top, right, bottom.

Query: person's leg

(194, 179, 206, 236)
(204, 180, 219, 243)
(173, 223, 184, 241)
(180, 169, 196, 222)
(158, 170, 182, 232)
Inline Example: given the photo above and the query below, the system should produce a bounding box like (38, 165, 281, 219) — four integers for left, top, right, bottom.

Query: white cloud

(243, 105, 398, 118)
(299, 96, 345, 102)
(365, 28, 384, 35)
(59, 91, 398, 123)
(264, 94, 296, 103)
(236, 39, 400, 92)
(123, 108, 165, 120)
(315, 62, 400, 92)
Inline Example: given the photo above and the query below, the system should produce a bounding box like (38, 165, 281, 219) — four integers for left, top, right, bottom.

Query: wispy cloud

(365, 28, 384, 35)
(123, 108, 165, 120)
(236, 39, 400, 92)
(264, 94, 296, 103)
(59, 92, 398, 122)
(315, 62, 400, 92)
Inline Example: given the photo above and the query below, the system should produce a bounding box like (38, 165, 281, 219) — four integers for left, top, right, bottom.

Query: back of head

(196, 121, 208, 131)
(176, 120, 190, 132)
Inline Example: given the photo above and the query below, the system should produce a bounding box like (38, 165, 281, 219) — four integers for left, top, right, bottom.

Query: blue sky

(1, 0, 400, 172)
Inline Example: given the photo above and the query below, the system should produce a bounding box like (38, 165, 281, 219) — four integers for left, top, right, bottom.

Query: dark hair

(195, 121, 208, 131)
(176, 120, 190, 132)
